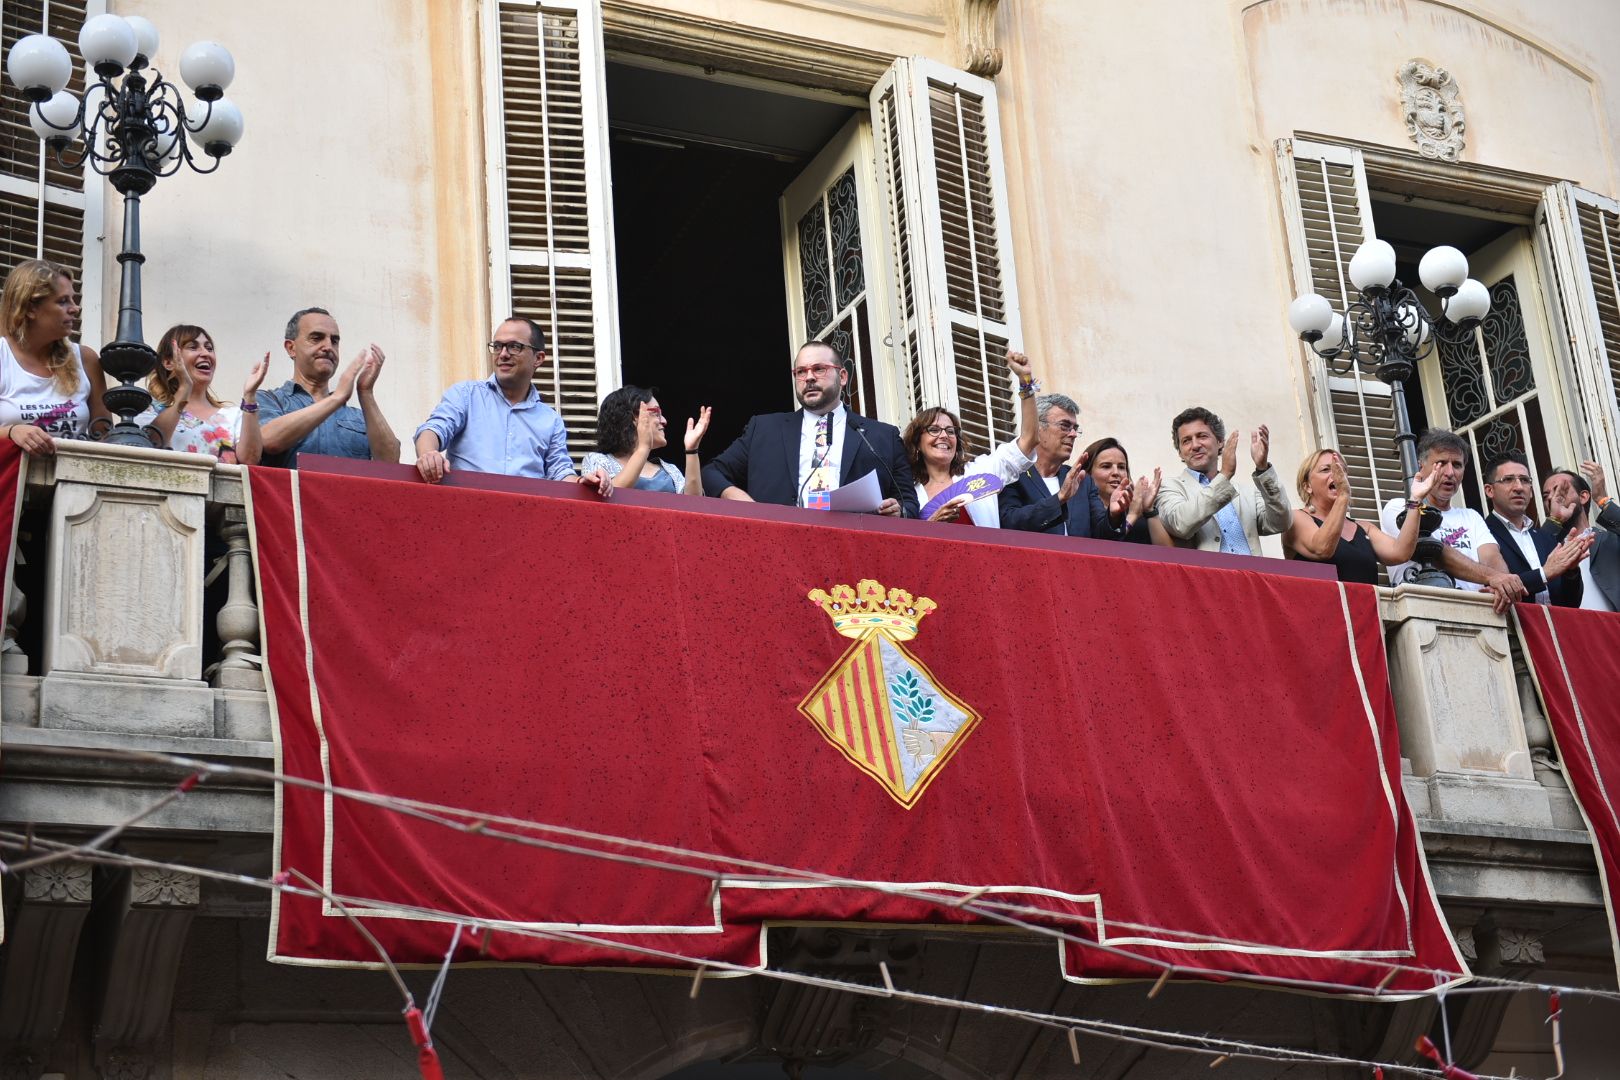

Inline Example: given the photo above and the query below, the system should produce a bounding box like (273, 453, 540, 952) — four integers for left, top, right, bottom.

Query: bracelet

(686, 450, 700, 456)
(1144, 506, 1159, 519)
(1546, 515, 1564, 528)
(1404, 499, 1422, 511)
(1017, 378, 1041, 399)
(240, 402, 259, 413)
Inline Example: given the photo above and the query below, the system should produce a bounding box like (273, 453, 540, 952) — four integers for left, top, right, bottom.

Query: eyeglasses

(792, 363, 842, 381)
(488, 340, 538, 356)
(924, 425, 959, 439)
(1041, 419, 1082, 435)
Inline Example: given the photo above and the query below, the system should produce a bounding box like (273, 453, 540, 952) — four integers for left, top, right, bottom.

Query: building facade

(3, 1, 1620, 1077)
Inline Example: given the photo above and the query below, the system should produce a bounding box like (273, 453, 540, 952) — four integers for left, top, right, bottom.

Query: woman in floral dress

(138, 323, 267, 463)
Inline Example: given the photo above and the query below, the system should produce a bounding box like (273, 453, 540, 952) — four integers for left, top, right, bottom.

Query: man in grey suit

(1542, 462, 1620, 612)
(1155, 406, 1290, 554)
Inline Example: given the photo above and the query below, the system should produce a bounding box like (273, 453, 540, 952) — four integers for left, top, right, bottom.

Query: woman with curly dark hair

(901, 349, 1039, 526)
(581, 385, 710, 494)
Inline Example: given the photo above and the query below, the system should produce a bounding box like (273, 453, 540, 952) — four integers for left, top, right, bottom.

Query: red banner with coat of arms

(252, 461, 1465, 993)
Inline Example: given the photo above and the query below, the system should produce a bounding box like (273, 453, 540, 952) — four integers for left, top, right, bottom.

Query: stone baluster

(212, 507, 261, 691)
(2, 570, 27, 674)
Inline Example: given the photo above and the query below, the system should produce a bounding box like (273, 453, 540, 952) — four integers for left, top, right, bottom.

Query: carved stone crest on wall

(1399, 59, 1466, 161)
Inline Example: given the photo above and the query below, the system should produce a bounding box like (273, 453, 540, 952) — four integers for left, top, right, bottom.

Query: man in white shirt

(1542, 463, 1620, 612)
(1480, 451, 1588, 607)
(1379, 428, 1528, 608)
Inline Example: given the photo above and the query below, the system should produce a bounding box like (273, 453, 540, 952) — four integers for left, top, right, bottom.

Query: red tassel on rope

(1414, 1036, 1480, 1079)
(1547, 989, 1566, 1080)
(403, 1006, 446, 1080)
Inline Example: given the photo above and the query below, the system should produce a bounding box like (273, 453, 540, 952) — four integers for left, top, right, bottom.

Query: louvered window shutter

(1537, 183, 1620, 479)
(486, 0, 618, 460)
(1275, 138, 1404, 522)
(0, 1, 89, 286)
(870, 58, 1021, 456)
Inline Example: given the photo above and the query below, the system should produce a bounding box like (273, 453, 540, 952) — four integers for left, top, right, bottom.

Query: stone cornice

(601, 0, 894, 96)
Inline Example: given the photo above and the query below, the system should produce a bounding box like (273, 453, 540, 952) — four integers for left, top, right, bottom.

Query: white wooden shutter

(1275, 138, 1404, 522)
(870, 58, 1021, 456)
(484, 0, 618, 458)
(1535, 182, 1620, 479)
(0, 1, 91, 289)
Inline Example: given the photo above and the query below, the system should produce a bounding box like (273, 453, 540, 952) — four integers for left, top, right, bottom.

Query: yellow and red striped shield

(798, 630, 981, 809)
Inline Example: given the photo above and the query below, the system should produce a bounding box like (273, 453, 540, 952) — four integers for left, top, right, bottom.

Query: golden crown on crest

(807, 579, 937, 642)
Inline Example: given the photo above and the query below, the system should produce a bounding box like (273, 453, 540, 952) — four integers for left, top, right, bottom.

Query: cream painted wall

(995, 0, 1316, 507)
(87, 0, 1620, 489)
(1243, 0, 1613, 191)
(994, 0, 1620, 526)
(106, 0, 448, 456)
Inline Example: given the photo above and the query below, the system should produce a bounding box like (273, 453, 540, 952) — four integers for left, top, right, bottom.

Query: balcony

(0, 441, 1612, 1079)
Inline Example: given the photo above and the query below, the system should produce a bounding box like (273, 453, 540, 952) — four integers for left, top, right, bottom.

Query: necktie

(805, 414, 833, 509)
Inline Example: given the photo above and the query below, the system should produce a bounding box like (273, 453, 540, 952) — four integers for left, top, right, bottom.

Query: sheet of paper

(828, 468, 883, 513)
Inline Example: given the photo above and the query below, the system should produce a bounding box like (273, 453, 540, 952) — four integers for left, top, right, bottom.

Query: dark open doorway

(605, 61, 857, 459)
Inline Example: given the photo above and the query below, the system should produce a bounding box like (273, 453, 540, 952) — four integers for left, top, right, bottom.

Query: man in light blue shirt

(413, 317, 609, 492)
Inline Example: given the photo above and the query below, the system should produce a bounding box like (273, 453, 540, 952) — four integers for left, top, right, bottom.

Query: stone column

(2, 572, 27, 675)
(37, 443, 216, 737)
(212, 508, 261, 692)
(0, 863, 93, 1080)
(92, 866, 200, 1080)
(1381, 586, 1552, 827)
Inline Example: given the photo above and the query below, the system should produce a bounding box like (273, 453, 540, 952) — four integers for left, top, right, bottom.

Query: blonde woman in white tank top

(0, 260, 107, 455)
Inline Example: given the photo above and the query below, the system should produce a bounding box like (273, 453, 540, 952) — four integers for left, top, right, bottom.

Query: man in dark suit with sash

(703, 341, 917, 518)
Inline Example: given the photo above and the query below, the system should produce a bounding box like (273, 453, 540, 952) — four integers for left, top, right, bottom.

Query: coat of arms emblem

(800, 580, 981, 808)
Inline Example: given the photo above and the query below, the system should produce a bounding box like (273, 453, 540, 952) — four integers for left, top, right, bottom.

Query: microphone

(847, 412, 906, 516)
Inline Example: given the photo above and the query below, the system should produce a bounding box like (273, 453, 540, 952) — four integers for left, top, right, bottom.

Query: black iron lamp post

(7, 14, 242, 446)
(1287, 239, 1491, 587)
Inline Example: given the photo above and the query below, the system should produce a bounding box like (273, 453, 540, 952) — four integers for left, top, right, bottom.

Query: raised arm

(682, 406, 711, 496)
(354, 345, 400, 463)
(611, 404, 659, 489)
(231, 353, 268, 466)
(1006, 349, 1038, 458)
(1285, 456, 1349, 560)
(1250, 426, 1291, 535)
(1156, 435, 1239, 539)
(260, 357, 360, 455)
(1365, 465, 1435, 565)
(144, 358, 194, 445)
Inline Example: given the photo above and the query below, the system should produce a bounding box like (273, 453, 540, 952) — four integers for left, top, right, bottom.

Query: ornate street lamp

(7, 14, 242, 446)
(1287, 239, 1491, 587)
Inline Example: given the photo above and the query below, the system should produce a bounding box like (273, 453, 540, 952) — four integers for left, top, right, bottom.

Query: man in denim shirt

(413, 316, 610, 493)
(258, 307, 401, 468)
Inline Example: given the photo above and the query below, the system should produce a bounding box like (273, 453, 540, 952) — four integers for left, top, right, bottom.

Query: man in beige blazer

(1155, 406, 1291, 554)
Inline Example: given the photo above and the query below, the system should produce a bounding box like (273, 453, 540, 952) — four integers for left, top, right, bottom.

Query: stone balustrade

(0, 441, 1608, 1077)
